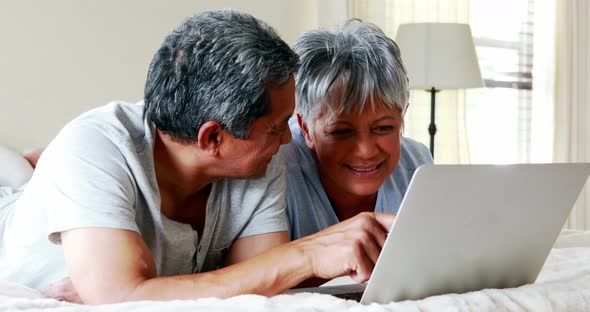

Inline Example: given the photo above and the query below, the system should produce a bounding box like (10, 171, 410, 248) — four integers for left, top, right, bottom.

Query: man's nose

(280, 127, 292, 145)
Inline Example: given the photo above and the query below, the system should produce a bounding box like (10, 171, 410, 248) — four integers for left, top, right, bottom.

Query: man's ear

(197, 121, 223, 156)
(296, 114, 315, 150)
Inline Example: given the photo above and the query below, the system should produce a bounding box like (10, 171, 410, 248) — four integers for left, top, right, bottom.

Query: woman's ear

(197, 121, 223, 156)
(297, 114, 315, 150)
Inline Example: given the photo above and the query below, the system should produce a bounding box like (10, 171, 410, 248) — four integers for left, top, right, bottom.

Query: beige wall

(0, 0, 348, 152)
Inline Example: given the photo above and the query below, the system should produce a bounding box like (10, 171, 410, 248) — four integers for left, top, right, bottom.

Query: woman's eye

(328, 129, 353, 136)
(373, 125, 395, 134)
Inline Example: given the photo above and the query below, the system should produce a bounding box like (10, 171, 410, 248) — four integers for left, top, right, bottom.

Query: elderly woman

(281, 21, 433, 240)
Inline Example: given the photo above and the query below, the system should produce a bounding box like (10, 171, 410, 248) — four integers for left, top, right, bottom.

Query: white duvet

(2, 230, 590, 312)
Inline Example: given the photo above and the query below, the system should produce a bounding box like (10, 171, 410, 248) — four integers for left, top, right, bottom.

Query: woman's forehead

(320, 102, 402, 124)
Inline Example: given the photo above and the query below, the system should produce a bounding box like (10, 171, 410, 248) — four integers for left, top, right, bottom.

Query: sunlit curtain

(555, 0, 590, 230)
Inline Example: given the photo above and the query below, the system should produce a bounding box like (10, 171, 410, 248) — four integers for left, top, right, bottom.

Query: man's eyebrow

(271, 115, 291, 130)
(278, 114, 291, 126)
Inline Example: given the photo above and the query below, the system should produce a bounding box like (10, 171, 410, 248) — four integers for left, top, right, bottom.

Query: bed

(2, 145, 590, 311)
(1, 230, 590, 311)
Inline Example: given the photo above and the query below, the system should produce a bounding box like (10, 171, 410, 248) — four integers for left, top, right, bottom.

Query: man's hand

(40, 277, 82, 303)
(292, 212, 395, 283)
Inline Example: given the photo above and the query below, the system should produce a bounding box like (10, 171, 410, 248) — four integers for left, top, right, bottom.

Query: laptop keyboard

(284, 283, 367, 301)
(333, 291, 364, 301)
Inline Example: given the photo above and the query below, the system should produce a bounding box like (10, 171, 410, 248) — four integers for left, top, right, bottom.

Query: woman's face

(301, 99, 402, 199)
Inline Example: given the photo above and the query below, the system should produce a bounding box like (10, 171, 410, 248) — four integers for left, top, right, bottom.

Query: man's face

(221, 77, 295, 178)
(303, 99, 402, 198)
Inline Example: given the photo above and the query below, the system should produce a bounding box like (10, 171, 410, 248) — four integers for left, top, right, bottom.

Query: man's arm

(61, 212, 394, 304)
(23, 147, 45, 168)
(44, 231, 290, 303)
(225, 232, 289, 265)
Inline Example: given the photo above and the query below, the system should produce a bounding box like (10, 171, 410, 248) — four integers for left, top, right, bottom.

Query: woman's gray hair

(294, 20, 409, 126)
(144, 10, 299, 142)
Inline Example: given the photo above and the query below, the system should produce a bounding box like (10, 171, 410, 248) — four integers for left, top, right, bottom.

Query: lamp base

(427, 87, 440, 158)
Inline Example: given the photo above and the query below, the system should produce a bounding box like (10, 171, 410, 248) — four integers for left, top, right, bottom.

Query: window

(466, 0, 535, 163)
(350, 0, 540, 164)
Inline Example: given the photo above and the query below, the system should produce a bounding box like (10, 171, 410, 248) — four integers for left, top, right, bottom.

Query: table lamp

(395, 23, 483, 157)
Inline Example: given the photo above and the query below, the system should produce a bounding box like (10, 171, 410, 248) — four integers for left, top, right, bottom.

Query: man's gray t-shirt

(0, 101, 287, 289)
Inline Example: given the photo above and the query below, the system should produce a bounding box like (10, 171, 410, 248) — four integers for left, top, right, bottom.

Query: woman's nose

(353, 133, 378, 159)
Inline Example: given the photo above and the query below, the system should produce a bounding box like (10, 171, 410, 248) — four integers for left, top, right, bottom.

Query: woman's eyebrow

(373, 116, 399, 123)
(325, 120, 353, 127)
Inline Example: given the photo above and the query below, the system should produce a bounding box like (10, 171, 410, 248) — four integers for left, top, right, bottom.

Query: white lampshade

(395, 23, 483, 90)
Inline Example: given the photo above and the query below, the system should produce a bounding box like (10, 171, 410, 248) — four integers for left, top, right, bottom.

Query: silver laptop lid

(361, 163, 590, 304)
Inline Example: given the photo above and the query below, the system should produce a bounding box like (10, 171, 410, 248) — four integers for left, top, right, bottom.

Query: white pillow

(0, 282, 44, 299)
(0, 145, 33, 188)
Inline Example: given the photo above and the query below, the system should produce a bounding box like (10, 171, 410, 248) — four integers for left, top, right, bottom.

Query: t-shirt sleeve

(33, 123, 139, 244)
(236, 154, 288, 238)
(403, 137, 434, 167)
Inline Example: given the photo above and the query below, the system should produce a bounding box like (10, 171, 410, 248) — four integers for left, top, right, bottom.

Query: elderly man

(0, 10, 393, 304)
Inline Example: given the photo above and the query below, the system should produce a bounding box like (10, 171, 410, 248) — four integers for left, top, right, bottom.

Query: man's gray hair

(293, 20, 409, 126)
(144, 10, 299, 142)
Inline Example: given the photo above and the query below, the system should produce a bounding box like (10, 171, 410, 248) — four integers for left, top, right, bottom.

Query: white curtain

(554, 0, 590, 230)
(350, 0, 471, 164)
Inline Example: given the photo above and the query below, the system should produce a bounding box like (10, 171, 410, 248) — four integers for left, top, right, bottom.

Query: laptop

(286, 163, 590, 304)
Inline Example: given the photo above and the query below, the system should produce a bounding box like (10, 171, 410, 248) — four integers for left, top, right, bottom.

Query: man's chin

(246, 164, 270, 180)
(251, 169, 268, 179)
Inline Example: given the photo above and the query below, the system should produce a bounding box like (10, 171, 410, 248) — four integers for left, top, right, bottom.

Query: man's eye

(270, 123, 288, 135)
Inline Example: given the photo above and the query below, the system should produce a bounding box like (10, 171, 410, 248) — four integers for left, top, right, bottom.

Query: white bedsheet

(2, 230, 590, 312)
